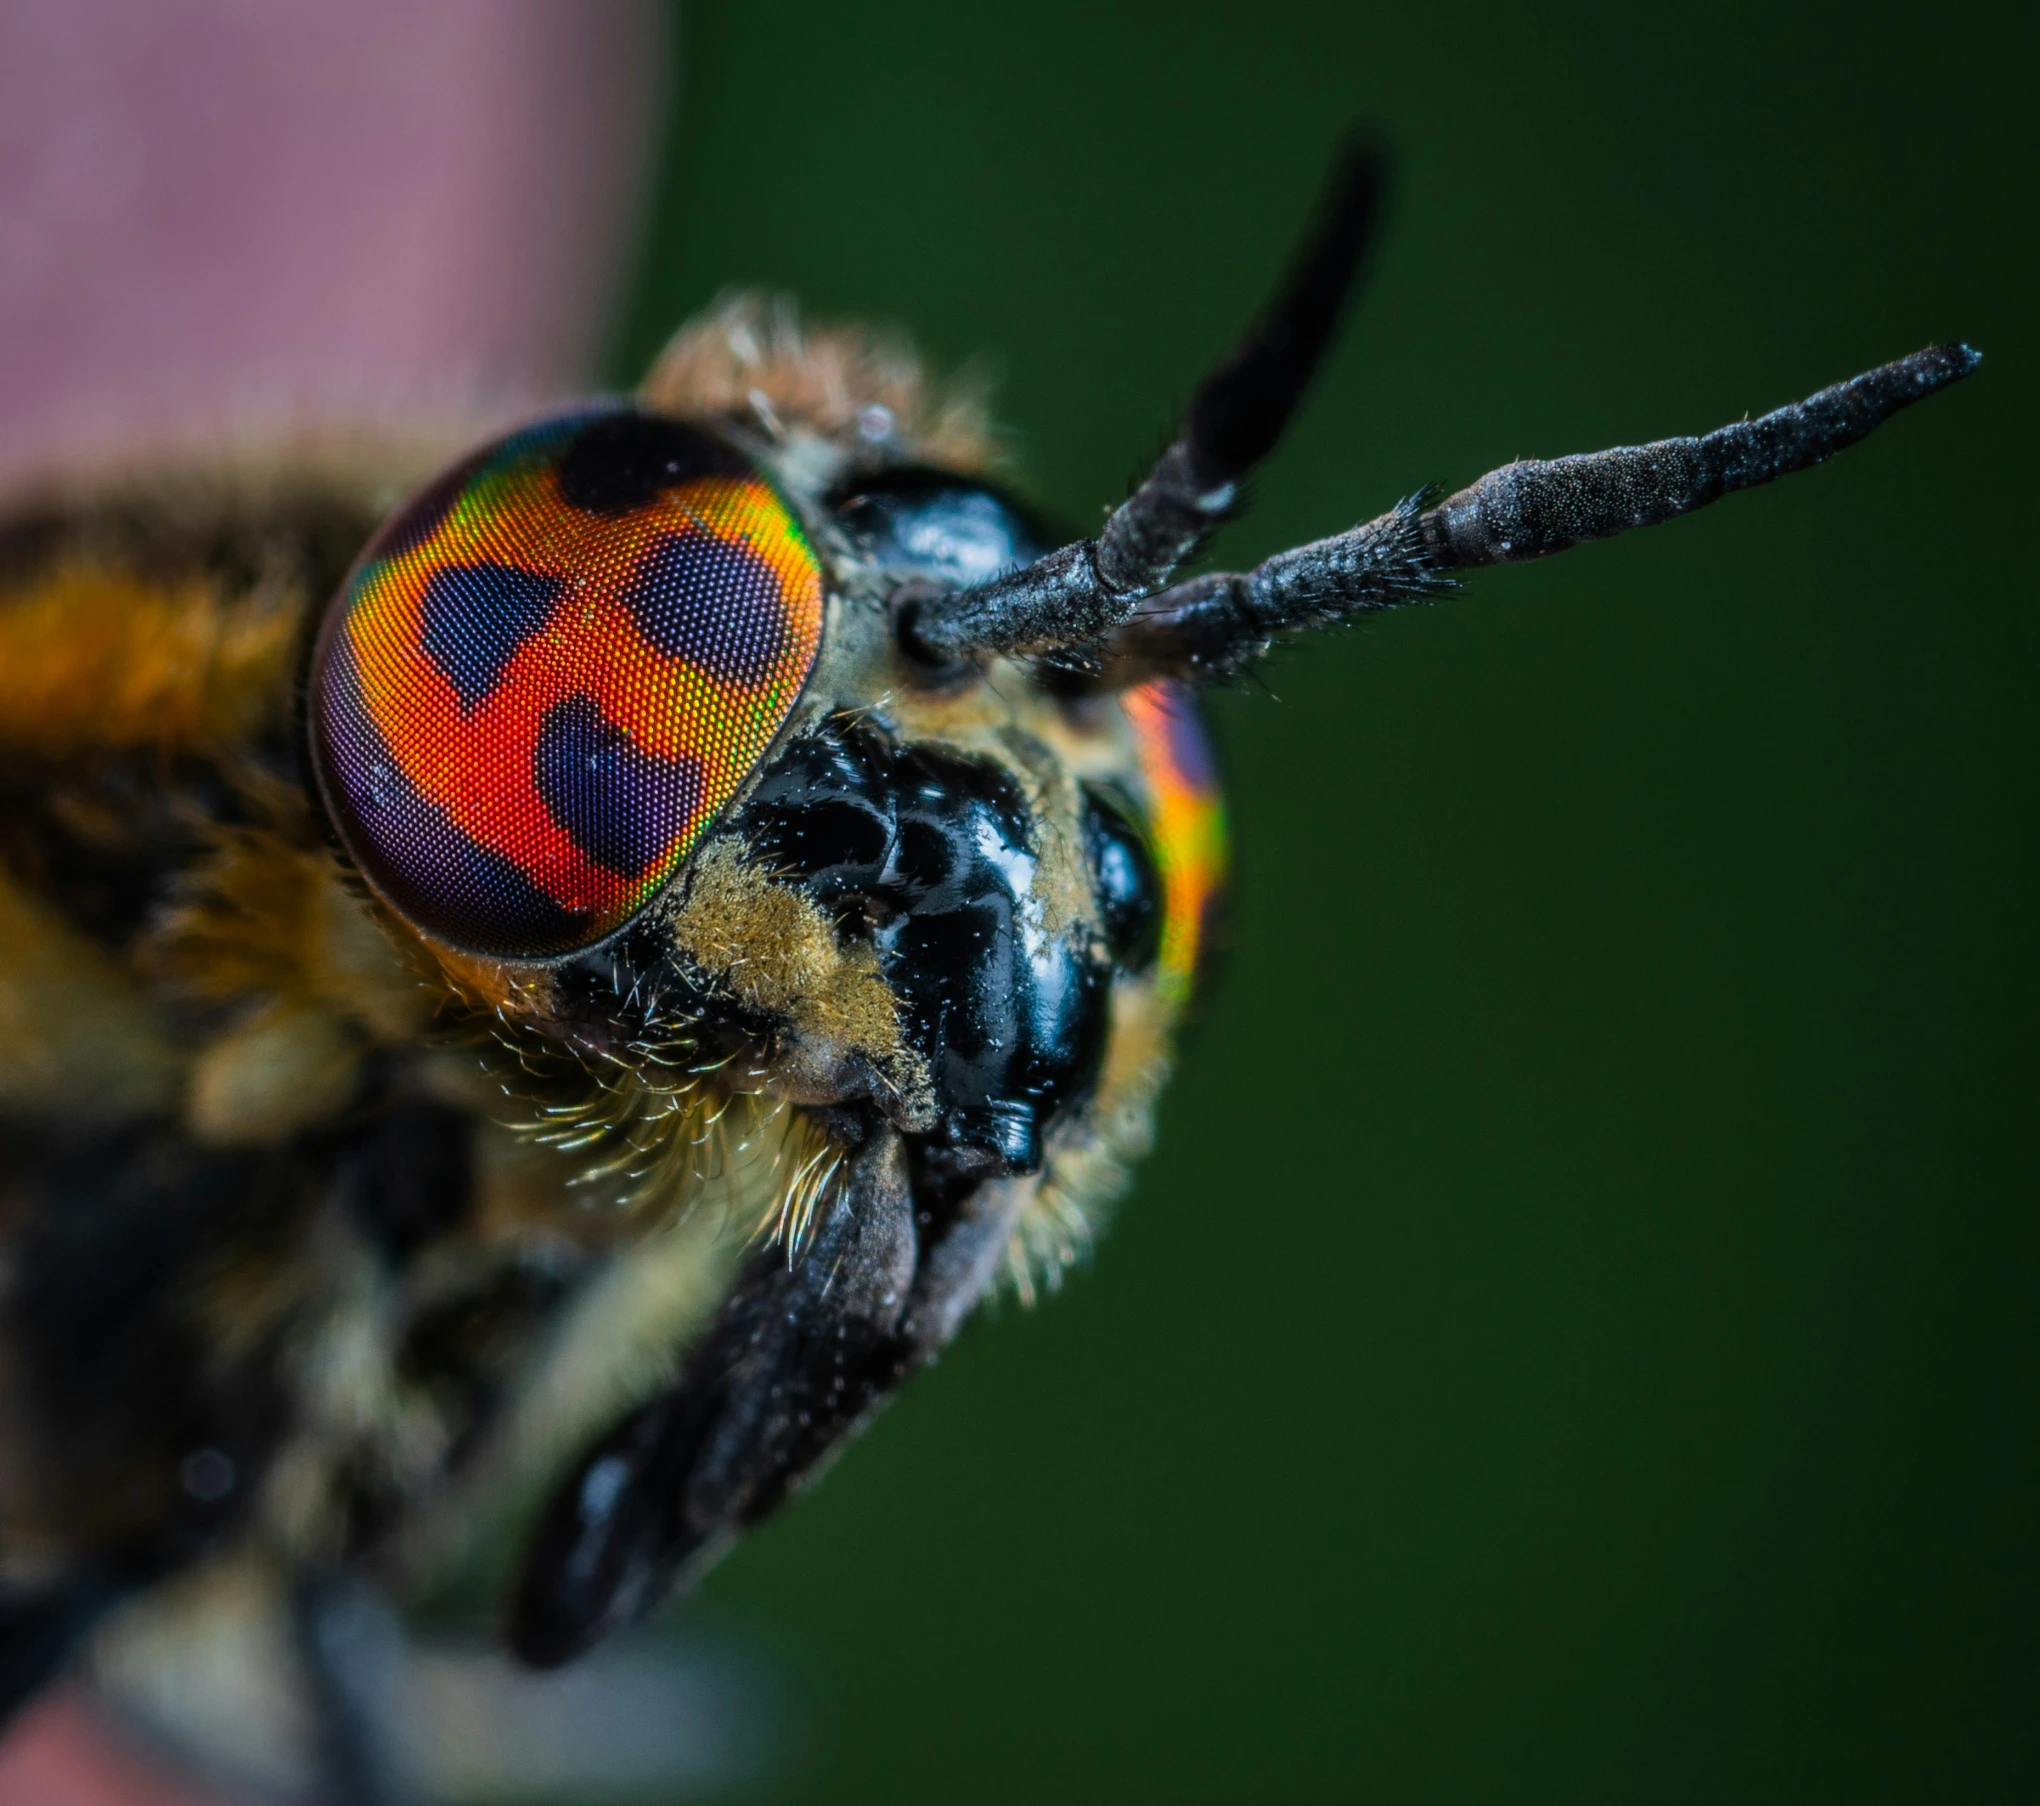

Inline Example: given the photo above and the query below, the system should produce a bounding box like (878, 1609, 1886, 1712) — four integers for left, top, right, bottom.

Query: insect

(0, 139, 1974, 1797)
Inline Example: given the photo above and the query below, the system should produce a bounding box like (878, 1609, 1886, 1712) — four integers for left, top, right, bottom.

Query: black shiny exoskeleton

(739, 724, 1114, 1190)
(828, 464, 1060, 587)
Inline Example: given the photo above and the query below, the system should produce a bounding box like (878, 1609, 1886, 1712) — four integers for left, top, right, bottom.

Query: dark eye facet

(309, 407, 823, 959)
(1081, 787, 1162, 975)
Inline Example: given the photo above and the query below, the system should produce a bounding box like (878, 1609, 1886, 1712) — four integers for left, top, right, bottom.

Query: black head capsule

(733, 720, 1112, 1192)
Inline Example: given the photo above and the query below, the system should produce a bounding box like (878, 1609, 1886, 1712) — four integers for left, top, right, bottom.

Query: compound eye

(1081, 786, 1161, 974)
(309, 408, 824, 959)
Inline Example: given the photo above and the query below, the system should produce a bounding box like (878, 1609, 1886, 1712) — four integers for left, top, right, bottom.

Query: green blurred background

(609, 2, 2035, 1798)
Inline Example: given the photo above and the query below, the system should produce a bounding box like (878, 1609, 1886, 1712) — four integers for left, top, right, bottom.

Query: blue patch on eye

(532, 693, 703, 880)
(418, 562, 564, 710)
(620, 528, 789, 685)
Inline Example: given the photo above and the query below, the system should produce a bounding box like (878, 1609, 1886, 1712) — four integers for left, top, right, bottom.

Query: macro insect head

(0, 137, 1976, 1792)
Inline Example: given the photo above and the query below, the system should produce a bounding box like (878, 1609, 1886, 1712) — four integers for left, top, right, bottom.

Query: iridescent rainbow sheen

(310, 409, 823, 958)
(1124, 680, 1227, 1001)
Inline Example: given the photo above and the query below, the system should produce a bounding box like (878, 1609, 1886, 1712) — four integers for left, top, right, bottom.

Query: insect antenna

(900, 131, 1389, 665)
(1098, 342, 1981, 685)
(898, 130, 1979, 677)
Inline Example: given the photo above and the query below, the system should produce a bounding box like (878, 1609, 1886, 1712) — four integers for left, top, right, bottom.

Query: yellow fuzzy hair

(146, 807, 430, 1045)
(668, 838, 931, 1117)
(0, 561, 299, 757)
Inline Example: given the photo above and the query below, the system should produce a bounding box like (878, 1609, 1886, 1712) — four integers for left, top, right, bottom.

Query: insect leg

(903, 135, 1388, 663)
(1102, 343, 1980, 685)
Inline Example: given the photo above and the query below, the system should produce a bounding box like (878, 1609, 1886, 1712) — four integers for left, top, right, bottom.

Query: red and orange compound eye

(309, 408, 824, 959)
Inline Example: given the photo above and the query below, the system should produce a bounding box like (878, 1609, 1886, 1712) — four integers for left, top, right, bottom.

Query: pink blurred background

(0, 0, 664, 482)
(0, 1, 666, 1798)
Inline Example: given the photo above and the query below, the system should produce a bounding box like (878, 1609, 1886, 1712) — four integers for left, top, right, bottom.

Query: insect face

(352, 411, 1223, 1664)
(309, 396, 1199, 1170)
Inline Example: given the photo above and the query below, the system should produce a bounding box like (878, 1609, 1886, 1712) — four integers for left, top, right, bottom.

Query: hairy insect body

(0, 304, 1213, 1716)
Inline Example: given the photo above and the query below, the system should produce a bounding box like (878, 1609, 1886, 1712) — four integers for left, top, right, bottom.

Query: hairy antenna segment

(1100, 343, 1980, 684)
(901, 122, 1977, 676)
(1421, 342, 1981, 569)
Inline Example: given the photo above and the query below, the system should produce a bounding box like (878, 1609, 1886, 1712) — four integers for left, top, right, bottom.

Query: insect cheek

(306, 407, 825, 963)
